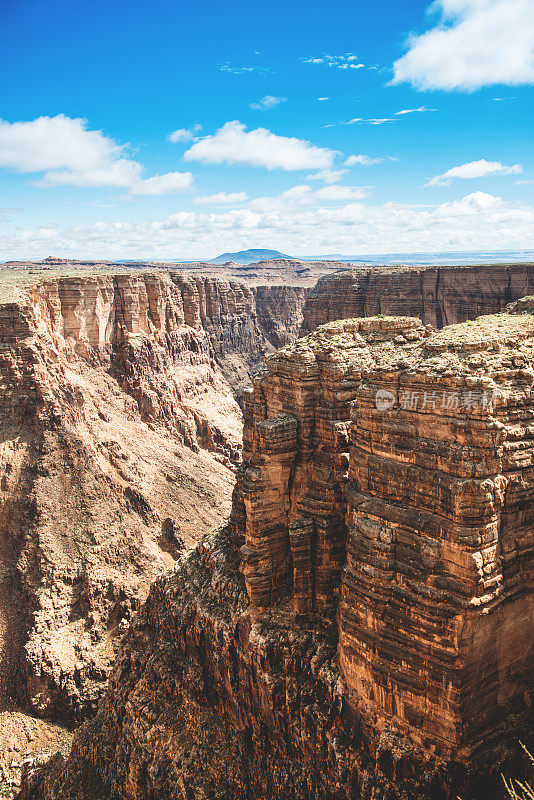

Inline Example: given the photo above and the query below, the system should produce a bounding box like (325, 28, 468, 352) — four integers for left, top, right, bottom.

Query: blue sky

(1, 0, 533, 259)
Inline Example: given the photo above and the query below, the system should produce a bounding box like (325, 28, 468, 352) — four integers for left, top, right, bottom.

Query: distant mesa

(209, 248, 295, 265)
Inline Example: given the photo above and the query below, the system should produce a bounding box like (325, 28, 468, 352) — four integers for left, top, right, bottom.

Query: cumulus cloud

(246, 184, 369, 213)
(194, 191, 248, 204)
(0, 114, 193, 194)
(392, 0, 534, 91)
(249, 95, 287, 111)
(183, 120, 336, 171)
(427, 158, 522, 186)
(0, 114, 141, 188)
(168, 124, 202, 143)
(314, 185, 369, 201)
(4, 191, 534, 261)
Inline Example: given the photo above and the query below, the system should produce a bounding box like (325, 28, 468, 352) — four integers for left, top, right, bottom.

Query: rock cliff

(22, 301, 534, 799)
(231, 316, 430, 612)
(0, 271, 305, 737)
(302, 263, 534, 332)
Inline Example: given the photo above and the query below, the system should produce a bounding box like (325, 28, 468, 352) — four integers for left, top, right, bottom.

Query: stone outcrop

(233, 302, 534, 775)
(17, 527, 463, 800)
(22, 302, 534, 800)
(0, 271, 308, 735)
(302, 263, 534, 333)
(0, 272, 246, 726)
(340, 302, 534, 761)
(231, 316, 430, 612)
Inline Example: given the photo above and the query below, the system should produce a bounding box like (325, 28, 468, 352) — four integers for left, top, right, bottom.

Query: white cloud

(247, 184, 369, 212)
(395, 106, 436, 115)
(314, 185, 369, 201)
(130, 172, 193, 195)
(0, 114, 193, 195)
(303, 54, 365, 70)
(183, 120, 336, 171)
(392, 0, 534, 91)
(323, 118, 363, 128)
(194, 191, 248, 204)
(427, 158, 522, 186)
(345, 154, 384, 166)
(365, 118, 397, 125)
(219, 64, 255, 74)
(0, 114, 141, 188)
(168, 125, 202, 143)
(249, 95, 287, 111)
(307, 169, 348, 183)
(317, 96, 330, 101)
(4, 191, 534, 261)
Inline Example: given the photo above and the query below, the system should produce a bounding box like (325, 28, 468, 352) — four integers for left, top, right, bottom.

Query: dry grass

(504, 746, 534, 800)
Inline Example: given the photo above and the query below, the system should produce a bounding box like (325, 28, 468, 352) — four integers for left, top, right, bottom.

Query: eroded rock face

(340, 306, 534, 760)
(0, 271, 305, 725)
(18, 529, 530, 800)
(22, 304, 534, 800)
(13, 528, 460, 800)
(234, 305, 534, 770)
(253, 285, 308, 348)
(231, 316, 430, 612)
(302, 264, 534, 333)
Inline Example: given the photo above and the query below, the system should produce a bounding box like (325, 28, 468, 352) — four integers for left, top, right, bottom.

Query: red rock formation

(302, 263, 534, 332)
(232, 317, 431, 612)
(253, 285, 308, 348)
(233, 302, 534, 770)
(0, 272, 250, 726)
(0, 271, 308, 734)
(21, 303, 534, 800)
(340, 302, 534, 760)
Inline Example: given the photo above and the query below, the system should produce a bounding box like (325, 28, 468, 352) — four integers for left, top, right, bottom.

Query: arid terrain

(0, 258, 531, 798)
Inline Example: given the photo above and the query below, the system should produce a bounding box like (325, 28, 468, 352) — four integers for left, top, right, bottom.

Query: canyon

(0, 259, 531, 798)
(0, 270, 304, 792)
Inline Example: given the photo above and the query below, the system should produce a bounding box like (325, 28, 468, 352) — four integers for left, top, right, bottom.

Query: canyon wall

(23, 301, 534, 800)
(0, 271, 305, 735)
(231, 316, 431, 612)
(302, 263, 534, 332)
(235, 300, 534, 771)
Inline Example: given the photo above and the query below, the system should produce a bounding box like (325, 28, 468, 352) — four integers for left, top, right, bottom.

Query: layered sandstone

(22, 303, 534, 800)
(302, 263, 534, 332)
(235, 302, 534, 768)
(340, 304, 534, 760)
(0, 271, 311, 794)
(231, 316, 431, 612)
(0, 272, 245, 728)
(17, 528, 470, 800)
(0, 270, 309, 743)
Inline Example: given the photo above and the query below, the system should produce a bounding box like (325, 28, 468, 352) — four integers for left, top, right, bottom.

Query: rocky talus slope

(22, 301, 534, 799)
(0, 271, 305, 743)
(302, 263, 534, 332)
